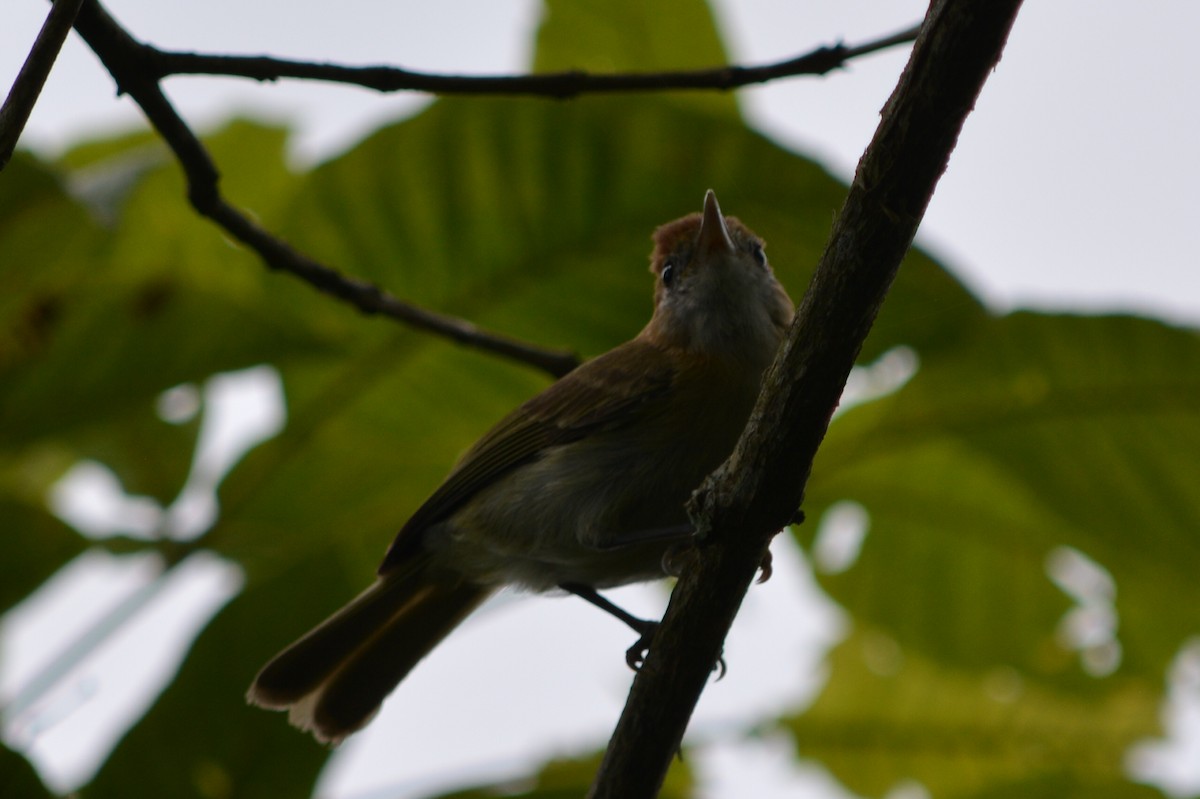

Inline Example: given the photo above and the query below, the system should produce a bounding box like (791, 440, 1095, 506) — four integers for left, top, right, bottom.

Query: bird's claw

(661, 541, 699, 578)
(621, 512, 805, 671)
(757, 549, 774, 584)
(625, 623, 658, 670)
(756, 507, 803, 584)
(623, 622, 727, 679)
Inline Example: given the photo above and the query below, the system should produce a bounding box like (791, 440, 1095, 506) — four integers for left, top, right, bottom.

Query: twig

(0, 0, 86, 170)
(146, 24, 921, 98)
(67, 0, 579, 378)
(587, 0, 1025, 796)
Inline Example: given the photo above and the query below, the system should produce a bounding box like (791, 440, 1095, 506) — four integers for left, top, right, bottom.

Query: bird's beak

(697, 189, 735, 256)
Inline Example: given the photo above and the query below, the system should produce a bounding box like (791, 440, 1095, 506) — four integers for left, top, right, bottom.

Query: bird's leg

(560, 582, 727, 677)
(560, 582, 659, 669)
(565, 514, 811, 673)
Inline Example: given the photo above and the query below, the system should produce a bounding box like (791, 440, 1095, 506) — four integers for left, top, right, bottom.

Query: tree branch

(66, 0, 579, 378)
(588, 0, 1025, 796)
(0, 0, 85, 170)
(145, 24, 920, 98)
(47, 1, 917, 378)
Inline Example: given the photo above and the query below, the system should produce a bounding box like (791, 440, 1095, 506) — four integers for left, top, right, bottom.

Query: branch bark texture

(588, 0, 1025, 796)
(0, 0, 85, 170)
(147, 24, 920, 98)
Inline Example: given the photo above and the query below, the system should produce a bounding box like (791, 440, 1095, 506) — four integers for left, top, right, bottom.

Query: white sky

(4, 1, 1200, 798)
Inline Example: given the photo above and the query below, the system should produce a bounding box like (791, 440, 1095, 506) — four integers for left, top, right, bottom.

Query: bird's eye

(661, 261, 676, 287)
(750, 242, 767, 268)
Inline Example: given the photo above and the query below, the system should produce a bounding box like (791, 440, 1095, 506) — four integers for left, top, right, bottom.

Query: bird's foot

(623, 619, 725, 678)
(624, 619, 659, 670)
(756, 548, 774, 584)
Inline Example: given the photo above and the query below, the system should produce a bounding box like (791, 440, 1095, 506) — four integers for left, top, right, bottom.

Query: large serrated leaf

(805, 313, 1200, 682)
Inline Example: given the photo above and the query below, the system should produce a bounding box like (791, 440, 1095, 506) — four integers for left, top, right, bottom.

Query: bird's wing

(378, 338, 676, 574)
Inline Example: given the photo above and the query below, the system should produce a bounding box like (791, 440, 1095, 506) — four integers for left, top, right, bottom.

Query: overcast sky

(3, 2, 1199, 798)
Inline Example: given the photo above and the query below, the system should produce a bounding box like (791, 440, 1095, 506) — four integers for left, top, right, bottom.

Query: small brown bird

(247, 191, 794, 743)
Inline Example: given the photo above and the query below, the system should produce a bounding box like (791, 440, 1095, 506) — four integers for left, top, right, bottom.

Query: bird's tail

(247, 559, 491, 744)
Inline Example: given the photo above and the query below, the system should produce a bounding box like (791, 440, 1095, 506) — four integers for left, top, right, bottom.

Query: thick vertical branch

(588, 0, 1025, 796)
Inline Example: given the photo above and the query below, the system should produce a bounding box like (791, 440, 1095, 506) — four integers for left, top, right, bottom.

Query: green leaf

(790, 312, 1200, 795)
(534, 0, 737, 118)
(0, 498, 86, 613)
(788, 630, 1161, 799)
(806, 313, 1200, 679)
(0, 137, 333, 506)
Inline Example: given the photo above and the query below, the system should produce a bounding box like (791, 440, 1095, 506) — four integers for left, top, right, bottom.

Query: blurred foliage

(788, 629, 1162, 799)
(2, 0, 1199, 797)
(427, 750, 691, 799)
(0, 743, 51, 799)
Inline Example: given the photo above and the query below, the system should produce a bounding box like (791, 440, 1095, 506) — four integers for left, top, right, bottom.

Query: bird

(246, 190, 795, 744)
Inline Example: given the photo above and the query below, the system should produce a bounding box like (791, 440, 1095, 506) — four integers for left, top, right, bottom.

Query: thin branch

(588, 0, 1025, 796)
(146, 24, 921, 98)
(0, 0, 85, 170)
(65, 0, 579, 378)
